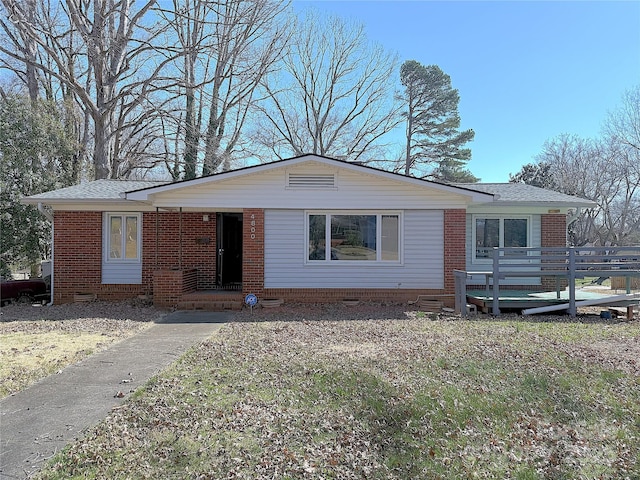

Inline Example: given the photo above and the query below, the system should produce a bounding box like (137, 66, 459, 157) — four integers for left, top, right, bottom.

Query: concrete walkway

(0, 311, 230, 479)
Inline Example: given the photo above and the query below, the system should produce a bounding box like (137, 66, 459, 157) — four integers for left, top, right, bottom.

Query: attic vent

(287, 173, 336, 188)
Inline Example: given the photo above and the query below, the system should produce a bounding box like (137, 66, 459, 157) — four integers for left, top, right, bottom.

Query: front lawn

(0, 302, 159, 397)
(37, 311, 639, 479)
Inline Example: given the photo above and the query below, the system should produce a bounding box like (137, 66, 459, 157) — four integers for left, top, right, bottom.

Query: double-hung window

(307, 212, 401, 263)
(106, 213, 141, 261)
(473, 216, 529, 261)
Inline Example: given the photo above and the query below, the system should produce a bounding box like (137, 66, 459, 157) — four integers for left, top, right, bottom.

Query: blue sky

(294, 1, 640, 182)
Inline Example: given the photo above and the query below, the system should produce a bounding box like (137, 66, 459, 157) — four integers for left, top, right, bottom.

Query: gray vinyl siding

(102, 261, 142, 284)
(264, 209, 444, 289)
(465, 214, 541, 286)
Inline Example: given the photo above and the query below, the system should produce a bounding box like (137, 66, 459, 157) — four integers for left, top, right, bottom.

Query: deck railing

(455, 246, 640, 317)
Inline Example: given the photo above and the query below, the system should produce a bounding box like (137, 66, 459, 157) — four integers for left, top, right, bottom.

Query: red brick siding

(242, 208, 264, 296)
(153, 268, 197, 308)
(541, 214, 567, 248)
(541, 214, 568, 290)
(52, 211, 145, 303)
(53, 211, 217, 304)
(142, 212, 217, 292)
(443, 209, 466, 294)
(53, 211, 102, 303)
(264, 288, 452, 306)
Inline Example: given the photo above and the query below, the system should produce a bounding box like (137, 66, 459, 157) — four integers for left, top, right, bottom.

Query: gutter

(37, 203, 54, 306)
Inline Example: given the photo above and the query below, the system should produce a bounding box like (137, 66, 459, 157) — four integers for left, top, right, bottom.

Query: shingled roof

(23, 180, 168, 203)
(452, 182, 596, 207)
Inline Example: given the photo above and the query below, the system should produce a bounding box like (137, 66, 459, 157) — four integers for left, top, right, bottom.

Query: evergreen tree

(509, 161, 557, 189)
(0, 96, 78, 276)
(399, 60, 475, 178)
(431, 158, 480, 183)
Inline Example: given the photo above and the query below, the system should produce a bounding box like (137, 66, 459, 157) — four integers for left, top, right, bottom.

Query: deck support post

(492, 248, 500, 316)
(568, 247, 576, 317)
(454, 270, 468, 315)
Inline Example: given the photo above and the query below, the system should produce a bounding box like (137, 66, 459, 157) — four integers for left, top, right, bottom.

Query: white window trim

(472, 214, 531, 263)
(305, 211, 403, 265)
(104, 212, 142, 263)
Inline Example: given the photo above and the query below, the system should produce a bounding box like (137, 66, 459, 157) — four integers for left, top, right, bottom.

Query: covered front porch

(147, 207, 264, 310)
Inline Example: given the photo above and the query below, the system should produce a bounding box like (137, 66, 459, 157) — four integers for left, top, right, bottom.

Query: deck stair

(178, 291, 244, 311)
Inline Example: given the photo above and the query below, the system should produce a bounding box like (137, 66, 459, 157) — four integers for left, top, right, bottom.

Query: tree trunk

(184, 87, 198, 179)
(93, 116, 110, 179)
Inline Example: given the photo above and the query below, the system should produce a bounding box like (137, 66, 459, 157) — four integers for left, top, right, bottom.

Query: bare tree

(0, 0, 180, 179)
(159, 0, 209, 179)
(201, 0, 289, 174)
(534, 131, 639, 247)
(159, 0, 289, 178)
(252, 11, 399, 163)
(602, 85, 640, 245)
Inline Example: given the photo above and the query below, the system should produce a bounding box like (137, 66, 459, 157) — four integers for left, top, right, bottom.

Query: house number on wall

(250, 214, 256, 240)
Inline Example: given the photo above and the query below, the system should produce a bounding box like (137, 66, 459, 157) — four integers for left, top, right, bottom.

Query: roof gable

(124, 154, 492, 203)
(22, 154, 593, 210)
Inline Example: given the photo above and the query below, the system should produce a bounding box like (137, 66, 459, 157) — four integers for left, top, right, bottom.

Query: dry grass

(35, 305, 640, 480)
(1, 330, 117, 397)
(0, 301, 162, 397)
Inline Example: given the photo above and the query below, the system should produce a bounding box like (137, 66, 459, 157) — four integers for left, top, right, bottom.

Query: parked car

(0, 277, 50, 306)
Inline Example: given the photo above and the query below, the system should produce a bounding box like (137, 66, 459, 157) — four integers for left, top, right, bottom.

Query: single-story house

(22, 154, 595, 308)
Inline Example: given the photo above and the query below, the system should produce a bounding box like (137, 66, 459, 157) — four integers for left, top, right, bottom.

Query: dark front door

(217, 213, 243, 288)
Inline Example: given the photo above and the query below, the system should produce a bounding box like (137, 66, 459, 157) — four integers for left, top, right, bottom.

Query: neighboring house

(22, 154, 595, 308)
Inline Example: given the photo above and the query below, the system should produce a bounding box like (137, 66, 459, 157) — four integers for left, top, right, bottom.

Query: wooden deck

(467, 289, 639, 314)
(455, 246, 640, 317)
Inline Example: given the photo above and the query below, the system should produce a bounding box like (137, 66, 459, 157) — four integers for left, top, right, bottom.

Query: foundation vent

(287, 173, 336, 189)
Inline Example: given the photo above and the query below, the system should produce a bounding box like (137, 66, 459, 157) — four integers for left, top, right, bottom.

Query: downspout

(37, 203, 54, 306)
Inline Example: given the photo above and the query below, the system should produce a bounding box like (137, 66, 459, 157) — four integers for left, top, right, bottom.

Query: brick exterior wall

(53, 211, 103, 303)
(52, 207, 466, 307)
(443, 209, 467, 294)
(541, 214, 568, 290)
(53, 211, 146, 303)
(142, 212, 217, 292)
(263, 288, 451, 306)
(242, 208, 265, 296)
(153, 268, 197, 308)
(52, 210, 218, 304)
(541, 214, 567, 248)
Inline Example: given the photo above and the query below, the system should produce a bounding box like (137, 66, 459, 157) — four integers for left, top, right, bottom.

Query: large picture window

(106, 213, 141, 261)
(307, 212, 400, 263)
(474, 216, 529, 261)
